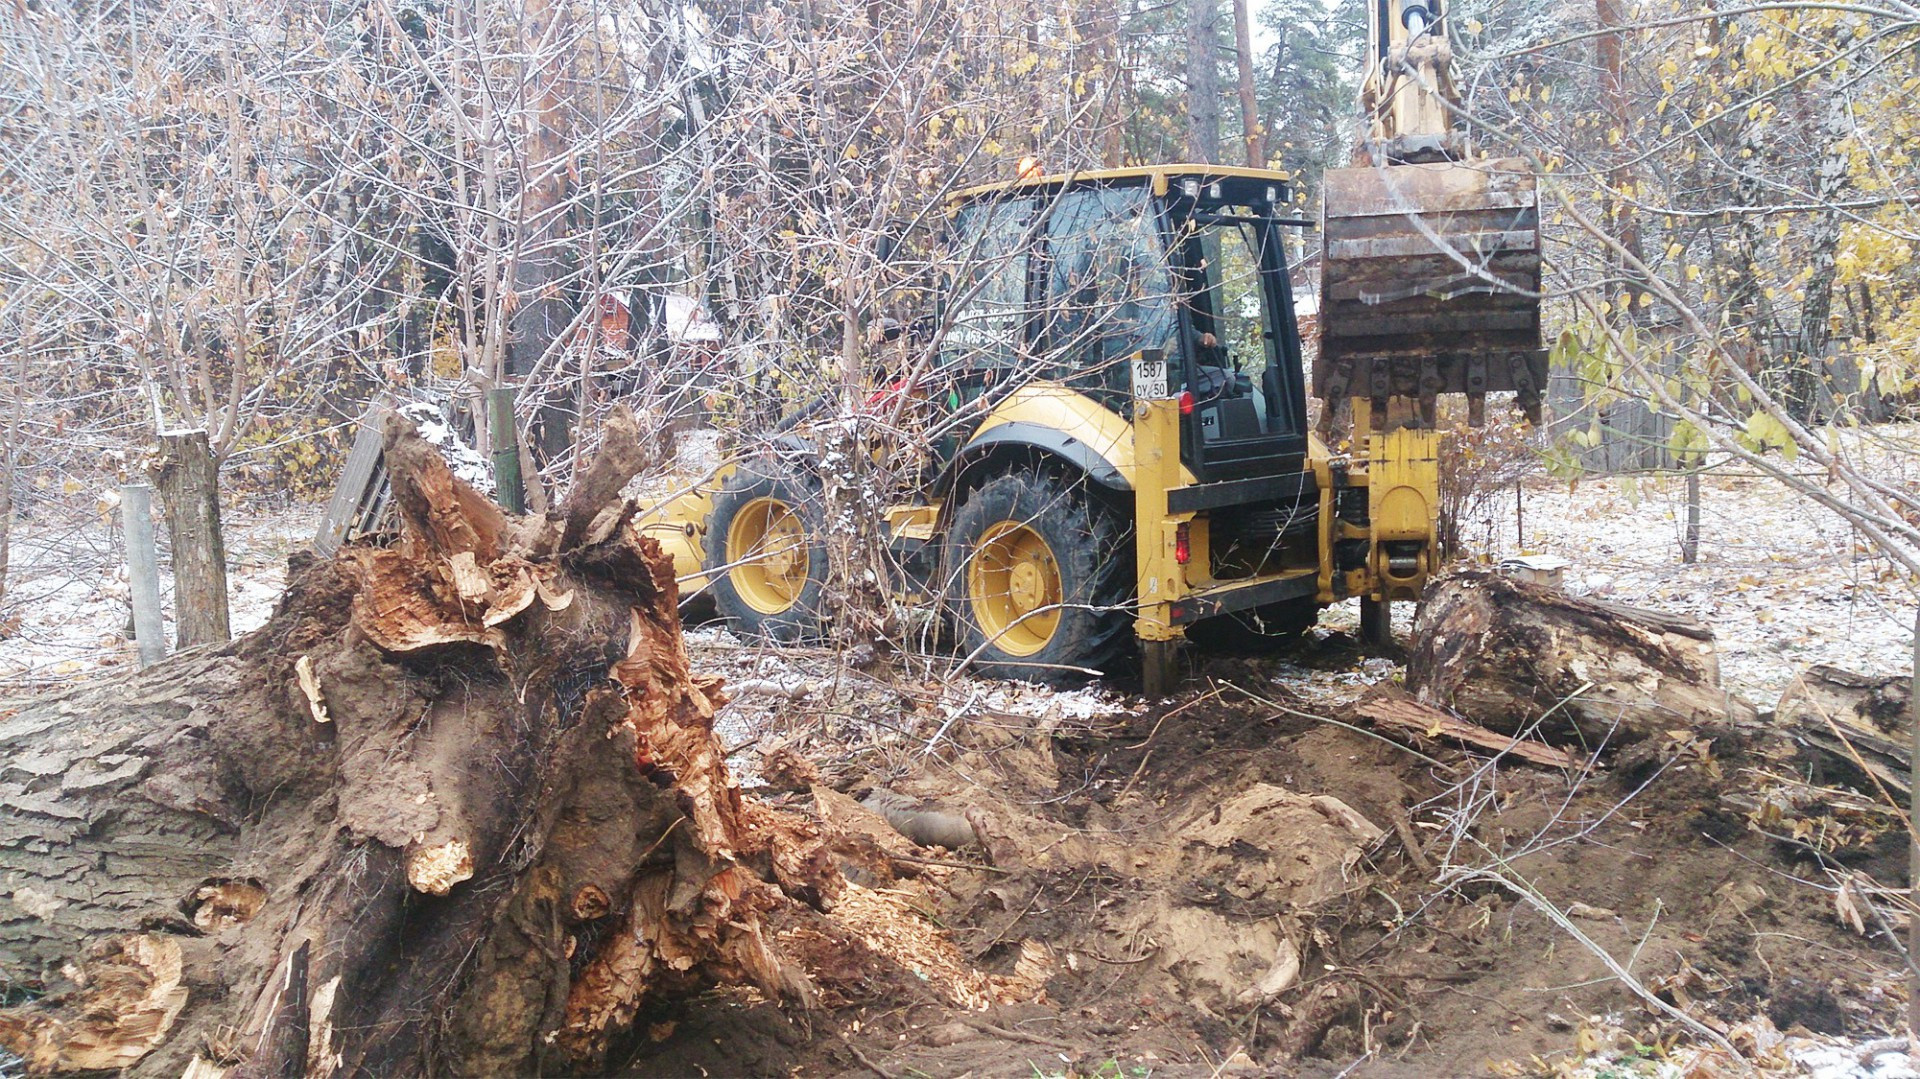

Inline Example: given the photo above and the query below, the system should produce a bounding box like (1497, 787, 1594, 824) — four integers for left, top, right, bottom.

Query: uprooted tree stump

(1406, 569, 1758, 751)
(0, 411, 898, 1076)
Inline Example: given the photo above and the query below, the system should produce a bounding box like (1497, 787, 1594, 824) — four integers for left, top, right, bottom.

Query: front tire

(704, 463, 829, 642)
(945, 470, 1130, 683)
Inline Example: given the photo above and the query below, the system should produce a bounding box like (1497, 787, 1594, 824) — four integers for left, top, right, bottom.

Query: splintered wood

(0, 936, 188, 1073)
(1355, 690, 1584, 769)
(0, 408, 995, 1077)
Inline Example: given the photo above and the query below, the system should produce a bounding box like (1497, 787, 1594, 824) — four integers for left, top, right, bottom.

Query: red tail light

(1178, 391, 1195, 415)
(1175, 522, 1191, 565)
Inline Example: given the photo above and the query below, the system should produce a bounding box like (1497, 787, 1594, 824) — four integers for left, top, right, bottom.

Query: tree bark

(0, 413, 885, 1077)
(1230, 0, 1262, 167)
(1773, 663, 1914, 799)
(151, 429, 231, 648)
(507, 0, 578, 465)
(1406, 569, 1759, 749)
(1595, 0, 1648, 313)
(1794, 55, 1856, 376)
(1185, 0, 1222, 163)
(0, 333, 22, 608)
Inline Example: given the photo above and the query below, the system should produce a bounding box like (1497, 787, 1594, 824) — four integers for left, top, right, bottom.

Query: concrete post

(122, 484, 166, 667)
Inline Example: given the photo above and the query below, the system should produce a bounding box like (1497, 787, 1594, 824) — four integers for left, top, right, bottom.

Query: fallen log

(1773, 664, 1912, 800)
(0, 412, 947, 1076)
(1353, 689, 1585, 769)
(1406, 569, 1758, 751)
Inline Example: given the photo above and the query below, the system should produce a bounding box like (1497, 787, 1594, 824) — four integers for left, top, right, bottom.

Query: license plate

(1132, 356, 1169, 399)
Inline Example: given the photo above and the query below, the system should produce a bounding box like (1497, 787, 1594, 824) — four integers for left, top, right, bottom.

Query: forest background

(3, 0, 1919, 622)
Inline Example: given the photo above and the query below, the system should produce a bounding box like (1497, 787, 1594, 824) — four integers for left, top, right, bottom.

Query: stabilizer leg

(1361, 596, 1392, 647)
(1141, 639, 1180, 698)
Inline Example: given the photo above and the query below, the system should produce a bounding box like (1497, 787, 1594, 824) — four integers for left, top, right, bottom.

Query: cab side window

(939, 198, 1037, 372)
(1042, 187, 1173, 392)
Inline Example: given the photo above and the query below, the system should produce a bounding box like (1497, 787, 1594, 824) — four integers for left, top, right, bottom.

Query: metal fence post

(488, 387, 525, 514)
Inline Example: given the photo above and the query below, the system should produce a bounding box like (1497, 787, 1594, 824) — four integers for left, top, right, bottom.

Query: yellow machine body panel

(633, 465, 734, 592)
(1366, 429, 1440, 600)
(1367, 429, 1440, 544)
(969, 382, 1200, 491)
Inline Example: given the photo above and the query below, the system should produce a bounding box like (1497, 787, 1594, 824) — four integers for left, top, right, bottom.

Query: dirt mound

(621, 644, 1909, 1078)
(882, 706, 1401, 1022)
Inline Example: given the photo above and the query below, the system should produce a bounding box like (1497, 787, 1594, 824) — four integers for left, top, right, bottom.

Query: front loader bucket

(1317, 157, 1544, 418)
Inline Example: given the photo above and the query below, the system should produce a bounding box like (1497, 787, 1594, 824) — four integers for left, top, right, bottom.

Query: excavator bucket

(1316, 156, 1545, 422)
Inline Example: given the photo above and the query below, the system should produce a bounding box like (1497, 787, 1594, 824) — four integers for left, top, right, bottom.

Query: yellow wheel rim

(726, 497, 809, 615)
(967, 520, 1063, 657)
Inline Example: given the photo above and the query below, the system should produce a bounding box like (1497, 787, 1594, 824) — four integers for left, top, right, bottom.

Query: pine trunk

(1185, 0, 1222, 163)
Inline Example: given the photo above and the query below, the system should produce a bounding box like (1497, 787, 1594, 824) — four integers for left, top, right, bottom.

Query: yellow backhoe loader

(638, 1, 1539, 692)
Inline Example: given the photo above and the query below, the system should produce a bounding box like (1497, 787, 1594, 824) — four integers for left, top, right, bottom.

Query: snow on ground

(1790, 1036, 1920, 1079)
(1463, 426, 1920, 708)
(0, 501, 310, 692)
(682, 619, 1148, 788)
(5, 423, 1916, 710)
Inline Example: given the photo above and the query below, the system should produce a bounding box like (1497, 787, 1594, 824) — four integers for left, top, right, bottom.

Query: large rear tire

(945, 470, 1130, 683)
(704, 463, 829, 642)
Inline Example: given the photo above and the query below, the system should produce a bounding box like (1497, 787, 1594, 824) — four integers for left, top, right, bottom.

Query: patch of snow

(662, 294, 722, 343)
(1791, 1039, 1918, 1079)
(947, 679, 1144, 723)
(1466, 424, 1920, 706)
(0, 502, 312, 692)
(396, 401, 494, 494)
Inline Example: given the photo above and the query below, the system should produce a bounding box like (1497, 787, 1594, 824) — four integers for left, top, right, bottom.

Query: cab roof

(953, 163, 1294, 204)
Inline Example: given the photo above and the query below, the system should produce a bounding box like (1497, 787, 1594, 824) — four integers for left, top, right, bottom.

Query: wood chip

(295, 655, 330, 724)
(0, 934, 189, 1071)
(406, 838, 473, 896)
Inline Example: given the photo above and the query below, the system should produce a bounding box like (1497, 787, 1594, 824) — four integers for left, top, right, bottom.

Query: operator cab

(938, 166, 1311, 481)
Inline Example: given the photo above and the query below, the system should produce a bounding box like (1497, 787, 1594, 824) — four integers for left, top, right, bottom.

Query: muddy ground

(615, 629, 1910, 1078)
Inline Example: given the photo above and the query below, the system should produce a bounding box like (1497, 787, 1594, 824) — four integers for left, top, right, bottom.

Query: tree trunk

(1794, 54, 1856, 385)
(1774, 663, 1914, 799)
(152, 429, 230, 649)
(1185, 0, 1222, 163)
(0, 345, 18, 609)
(1406, 569, 1758, 749)
(508, 0, 578, 466)
(1230, 0, 1261, 167)
(0, 412, 895, 1077)
(1595, 0, 1648, 313)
